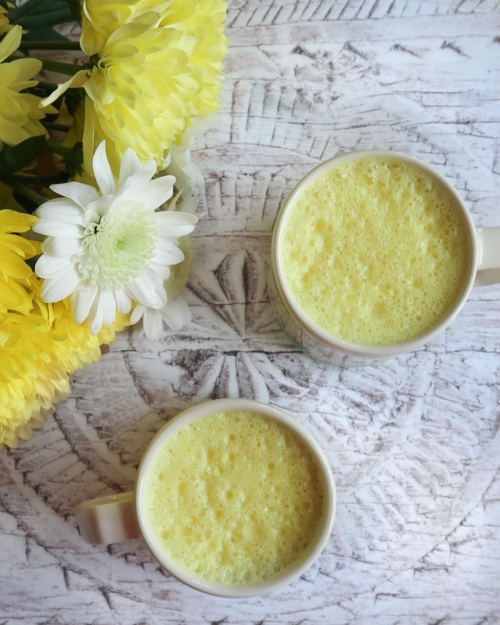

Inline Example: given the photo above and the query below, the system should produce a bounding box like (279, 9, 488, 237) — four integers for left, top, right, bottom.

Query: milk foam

(281, 157, 470, 345)
(144, 411, 325, 586)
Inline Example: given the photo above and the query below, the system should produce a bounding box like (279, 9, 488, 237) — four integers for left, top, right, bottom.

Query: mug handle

(78, 492, 140, 544)
(475, 227, 500, 286)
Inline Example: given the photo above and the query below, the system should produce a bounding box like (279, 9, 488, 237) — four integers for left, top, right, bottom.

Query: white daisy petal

(143, 307, 163, 340)
(150, 262, 171, 281)
(142, 176, 176, 210)
(101, 290, 117, 327)
(115, 172, 174, 211)
(88, 291, 105, 334)
(162, 151, 171, 169)
(157, 223, 196, 238)
(119, 147, 143, 187)
(126, 159, 157, 186)
(40, 268, 80, 303)
(35, 199, 84, 225)
(49, 181, 99, 209)
(110, 162, 157, 212)
(32, 220, 85, 238)
(86, 196, 114, 220)
(144, 266, 164, 285)
(180, 198, 199, 214)
(71, 282, 98, 324)
(156, 212, 198, 227)
(167, 146, 205, 197)
(159, 295, 191, 331)
(115, 289, 132, 314)
(35, 254, 75, 279)
(93, 140, 117, 196)
(157, 236, 180, 246)
(42, 237, 83, 257)
(130, 304, 145, 325)
(154, 239, 185, 266)
(156, 211, 198, 238)
(124, 274, 167, 309)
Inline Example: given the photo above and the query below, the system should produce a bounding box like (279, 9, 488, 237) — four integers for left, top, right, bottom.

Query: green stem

(42, 59, 83, 76)
(28, 87, 48, 97)
(46, 142, 73, 158)
(43, 121, 71, 132)
(36, 80, 59, 90)
(11, 173, 67, 185)
(0, 178, 47, 206)
(19, 40, 81, 51)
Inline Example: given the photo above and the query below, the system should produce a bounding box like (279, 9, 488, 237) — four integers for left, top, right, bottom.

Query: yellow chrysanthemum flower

(0, 25, 56, 146)
(0, 5, 13, 37)
(157, 0, 229, 124)
(0, 209, 128, 448)
(43, 0, 228, 176)
(0, 209, 39, 317)
(81, 0, 228, 120)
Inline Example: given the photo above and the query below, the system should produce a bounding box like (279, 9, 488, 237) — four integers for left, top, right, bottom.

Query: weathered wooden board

(1, 1, 500, 623)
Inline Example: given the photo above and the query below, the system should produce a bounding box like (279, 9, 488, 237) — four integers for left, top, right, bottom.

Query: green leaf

(17, 8, 73, 29)
(64, 141, 83, 179)
(8, 0, 69, 21)
(3, 0, 31, 20)
(65, 87, 85, 118)
(0, 136, 48, 176)
(45, 141, 83, 178)
(11, 193, 40, 215)
(63, 0, 82, 24)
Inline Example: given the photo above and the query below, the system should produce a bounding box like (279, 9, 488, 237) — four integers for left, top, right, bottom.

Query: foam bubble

(280, 157, 470, 345)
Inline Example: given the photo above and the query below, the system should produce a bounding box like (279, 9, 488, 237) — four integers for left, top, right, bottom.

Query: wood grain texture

(1, 1, 500, 623)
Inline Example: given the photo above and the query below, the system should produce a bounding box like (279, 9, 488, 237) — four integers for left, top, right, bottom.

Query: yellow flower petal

(0, 252, 33, 280)
(79, 0, 228, 177)
(1, 58, 43, 87)
(0, 117, 30, 145)
(40, 69, 91, 107)
(0, 6, 12, 38)
(0, 25, 21, 63)
(0, 210, 37, 234)
(0, 29, 53, 147)
(0, 209, 131, 448)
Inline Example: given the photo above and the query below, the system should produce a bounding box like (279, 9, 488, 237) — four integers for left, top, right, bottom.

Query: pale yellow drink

(281, 157, 470, 345)
(144, 411, 325, 586)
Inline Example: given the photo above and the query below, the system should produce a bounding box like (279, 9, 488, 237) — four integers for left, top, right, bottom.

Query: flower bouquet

(0, 0, 228, 448)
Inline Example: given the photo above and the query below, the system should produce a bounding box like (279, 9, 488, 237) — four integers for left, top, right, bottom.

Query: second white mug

(78, 398, 336, 598)
(270, 150, 500, 366)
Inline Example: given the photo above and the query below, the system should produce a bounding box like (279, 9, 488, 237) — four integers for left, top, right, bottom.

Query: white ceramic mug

(78, 398, 336, 598)
(270, 150, 500, 366)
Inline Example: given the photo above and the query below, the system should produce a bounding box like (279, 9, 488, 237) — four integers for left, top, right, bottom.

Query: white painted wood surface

(1, 1, 500, 623)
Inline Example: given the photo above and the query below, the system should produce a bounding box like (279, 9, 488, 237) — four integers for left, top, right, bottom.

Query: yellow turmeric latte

(144, 411, 325, 586)
(280, 157, 470, 345)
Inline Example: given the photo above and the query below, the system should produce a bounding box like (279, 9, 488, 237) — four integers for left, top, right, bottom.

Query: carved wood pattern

(1, 1, 500, 623)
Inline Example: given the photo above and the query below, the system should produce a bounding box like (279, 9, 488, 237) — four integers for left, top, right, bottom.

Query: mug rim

(135, 398, 337, 598)
(271, 149, 478, 358)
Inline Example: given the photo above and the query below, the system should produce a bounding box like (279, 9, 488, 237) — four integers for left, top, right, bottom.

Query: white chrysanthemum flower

(165, 140, 205, 201)
(33, 141, 198, 334)
(131, 293, 192, 340)
(163, 117, 213, 200)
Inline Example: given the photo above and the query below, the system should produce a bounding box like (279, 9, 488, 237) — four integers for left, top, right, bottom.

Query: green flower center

(80, 203, 157, 289)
